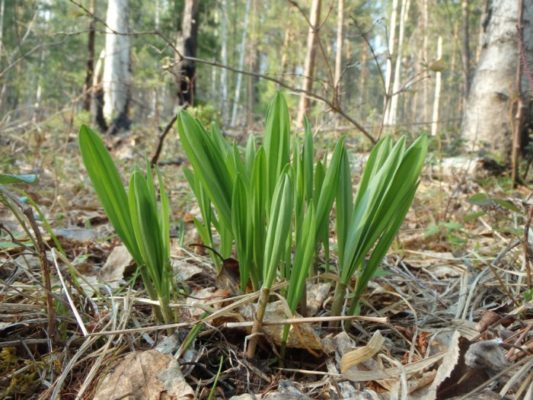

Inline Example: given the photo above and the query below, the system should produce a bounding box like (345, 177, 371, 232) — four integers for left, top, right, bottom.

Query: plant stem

(329, 281, 347, 327)
(246, 287, 270, 359)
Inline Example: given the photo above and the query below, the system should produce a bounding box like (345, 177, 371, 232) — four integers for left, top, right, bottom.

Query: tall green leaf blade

(264, 93, 290, 201)
(263, 172, 293, 288)
(79, 125, 141, 263)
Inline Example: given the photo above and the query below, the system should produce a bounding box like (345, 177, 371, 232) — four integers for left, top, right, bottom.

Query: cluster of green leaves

(179, 94, 340, 311)
(333, 134, 428, 317)
(79, 126, 174, 323)
(178, 93, 428, 340)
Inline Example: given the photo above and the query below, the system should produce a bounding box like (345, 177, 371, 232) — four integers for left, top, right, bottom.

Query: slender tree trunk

(387, 0, 410, 125)
(103, 0, 131, 134)
(230, 0, 251, 126)
(422, 0, 429, 123)
(155, 0, 160, 30)
(0, 0, 5, 58)
(219, 0, 229, 124)
(461, 0, 471, 102)
(334, 0, 344, 91)
(297, 0, 322, 127)
(175, 0, 200, 106)
(92, 49, 107, 131)
(358, 44, 368, 108)
(246, 0, 258, 127)
(431, 36, 442, 136)
(383, 0, 399, 125)
(83, 0, 96, 111)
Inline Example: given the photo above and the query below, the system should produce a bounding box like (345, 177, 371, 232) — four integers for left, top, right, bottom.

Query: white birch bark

(422, 0, 429, 122)
(219, 0, 229, 124)
(383, 0, 399, 124)
(431, 36, 443, 136)
(296, 0, 322, 127)
(387, 0, 410, 125)
(230, 0, 251, 126)
(102, 0, 130, 127)
(462, 0, 532, 158)
(334, 0, 344, 89)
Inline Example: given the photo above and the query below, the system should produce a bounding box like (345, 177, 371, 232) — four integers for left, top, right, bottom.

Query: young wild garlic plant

(178, 92, 427, 357)
(79, 126, 174, 324)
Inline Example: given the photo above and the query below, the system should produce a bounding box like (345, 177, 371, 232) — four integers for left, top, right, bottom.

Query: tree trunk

(219, 0, 229, 123)
(175, 0, 199, 107)
(431, 36, 443, 136)
(92, 49, 107, 131)
(83, 0, 96, 111)
(461, 0, 471, 102)
(422, 0, 429, 123)
(334, 0, 344, 91)
(103, 0, 131, 134)
(230, 0, 251, 126)
(462, 0, 532, 159)
(387, 0, 410, 125)
(246, 0, 259, 128)
(296, 0, 322, 127)
(0, 0, 5, 58)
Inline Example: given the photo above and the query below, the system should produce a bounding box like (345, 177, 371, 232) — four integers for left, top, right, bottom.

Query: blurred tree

(175, 0, 199, 106)
(102, 0, 131, 134)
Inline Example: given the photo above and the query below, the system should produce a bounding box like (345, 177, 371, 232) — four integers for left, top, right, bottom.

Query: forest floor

(0, 122, 532, 399)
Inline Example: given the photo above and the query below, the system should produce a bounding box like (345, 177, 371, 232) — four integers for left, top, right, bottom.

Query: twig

(225, 314, 388, 328)
(150, 113, 178, 167)
(22, 207, 56, 341)
(524, 205, 533, 290)
(51, 249, 89, 336)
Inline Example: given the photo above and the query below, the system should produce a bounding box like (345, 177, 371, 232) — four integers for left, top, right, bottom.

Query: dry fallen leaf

(98, 245, 133, 287)
(240, 300, 323, 351)
(341, 331, 385, 373)
(93, 350, 194, 400)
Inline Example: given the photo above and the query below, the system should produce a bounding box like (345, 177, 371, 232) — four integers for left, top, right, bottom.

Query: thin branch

(150, 113, 178, 166)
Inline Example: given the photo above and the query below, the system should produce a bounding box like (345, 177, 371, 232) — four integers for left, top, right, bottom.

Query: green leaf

(79, 125, 141, 263)
(263, 172, 293, 288)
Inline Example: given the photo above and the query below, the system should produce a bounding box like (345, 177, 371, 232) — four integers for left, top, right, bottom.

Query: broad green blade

(263, 172, 293, 288)
(128, 170, 165, 291)
(177, 113, 233, 228)
(286, 204, 317, 310)
(264, 93, 290, 202)
(79, 125, 141, 263)
(335, 146, 352, 269)
(232, 174, 252, 290)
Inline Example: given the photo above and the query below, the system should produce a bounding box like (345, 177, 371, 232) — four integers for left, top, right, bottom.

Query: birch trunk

(431, 36, 442, 136)
(246, 0, 258, 127)
(175, 0, 199, 106)
(383, 0, 399, 125)
(103, 0, 130, 133)
(296, 0, 322, 127)
(334, 0, 344, 90)
(219, 0, 229, 123)
(422, 0, 429, 122)
(387, 0, 410, 125)
(461, 0, 471, 100)
(230, 0, 251, 126)
(462, 0, 532, 159)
